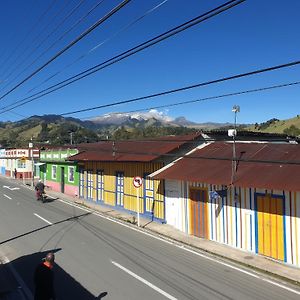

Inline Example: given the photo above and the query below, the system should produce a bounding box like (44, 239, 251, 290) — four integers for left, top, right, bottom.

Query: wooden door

(190, 189, 209, 239)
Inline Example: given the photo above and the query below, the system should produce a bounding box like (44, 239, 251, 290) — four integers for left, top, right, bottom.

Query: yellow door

(257, 195, 284, 261)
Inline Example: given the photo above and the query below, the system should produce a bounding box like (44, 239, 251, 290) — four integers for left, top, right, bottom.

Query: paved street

(0, 176, 300, 300)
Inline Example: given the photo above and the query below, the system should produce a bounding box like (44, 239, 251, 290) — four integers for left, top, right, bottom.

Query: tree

(283, 125, 300, 137)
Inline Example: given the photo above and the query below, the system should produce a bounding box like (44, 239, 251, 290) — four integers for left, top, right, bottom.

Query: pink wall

(45, 181, 78, 198)
(64, 184, 79, 197)
(46, 181, 60, 192)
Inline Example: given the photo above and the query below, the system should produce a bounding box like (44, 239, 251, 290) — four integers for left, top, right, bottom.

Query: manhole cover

(244, 256, 254, 260)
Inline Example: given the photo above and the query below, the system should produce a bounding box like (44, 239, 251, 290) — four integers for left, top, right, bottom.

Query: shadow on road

(5, 249, 108, 299)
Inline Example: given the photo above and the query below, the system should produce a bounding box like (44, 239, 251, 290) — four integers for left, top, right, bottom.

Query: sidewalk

(45, 188, 300, 286)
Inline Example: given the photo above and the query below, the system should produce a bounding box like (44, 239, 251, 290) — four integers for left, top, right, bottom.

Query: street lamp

(229, 105, 240, 184)
(29, 140, 34, 187)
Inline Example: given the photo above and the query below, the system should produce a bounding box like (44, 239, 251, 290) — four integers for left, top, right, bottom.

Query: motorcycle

(36, 190, 46, 203)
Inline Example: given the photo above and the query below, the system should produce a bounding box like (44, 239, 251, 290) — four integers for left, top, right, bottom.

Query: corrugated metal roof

(69, 133, 203, 162)
(152, 142, 300, 191)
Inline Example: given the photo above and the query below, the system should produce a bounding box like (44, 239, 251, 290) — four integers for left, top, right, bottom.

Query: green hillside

(246, 115, 300, 136)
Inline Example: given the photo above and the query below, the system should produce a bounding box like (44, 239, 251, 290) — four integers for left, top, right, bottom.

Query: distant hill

(246, 115, 300, 136)
(1, 112, 299, 148)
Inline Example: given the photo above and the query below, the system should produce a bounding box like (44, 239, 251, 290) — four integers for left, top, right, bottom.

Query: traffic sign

(20, 156, 27, 162)
(133, 176, 143, 188)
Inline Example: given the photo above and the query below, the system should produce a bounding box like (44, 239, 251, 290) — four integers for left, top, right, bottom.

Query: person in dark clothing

(34, 252, 56, 300)
(35, 180, 45, 200)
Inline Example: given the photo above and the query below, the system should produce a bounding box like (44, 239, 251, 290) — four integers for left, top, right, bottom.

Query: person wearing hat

(34, 252, 56, 300)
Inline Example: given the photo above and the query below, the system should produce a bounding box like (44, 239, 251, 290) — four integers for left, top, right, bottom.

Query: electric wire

(68, 143, 300, 166)
(0, 0, 57, 77)
(0, 0, 133, 101)
(80, 80, 300, 120)
(0, 0, 89, 94)
(26, 0, 169, 95)
(0, 0, 245, 112)
(0, 0, 69, 84)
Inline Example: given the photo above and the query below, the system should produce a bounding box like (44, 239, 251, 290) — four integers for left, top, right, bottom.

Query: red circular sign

(133, 176, 143, 188)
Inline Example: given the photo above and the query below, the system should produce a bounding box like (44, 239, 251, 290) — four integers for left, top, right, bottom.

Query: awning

(35, 162, 46, 166)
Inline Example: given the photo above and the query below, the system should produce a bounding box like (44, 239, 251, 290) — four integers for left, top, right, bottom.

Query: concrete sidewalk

(44, 188, 300, 286)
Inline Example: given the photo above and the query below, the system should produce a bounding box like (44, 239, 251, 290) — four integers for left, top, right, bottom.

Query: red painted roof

(69, 133, 203, 162)
(153, 142, 300, 191)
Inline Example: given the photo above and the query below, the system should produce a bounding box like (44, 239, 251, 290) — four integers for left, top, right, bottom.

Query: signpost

(20, 156, 26, 185)
(133, 176, 143, 227)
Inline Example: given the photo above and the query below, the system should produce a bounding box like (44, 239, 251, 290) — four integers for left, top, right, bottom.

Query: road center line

(3, 194, 12, 200)
(34, 213, 52, 225)
(111, 261, 178, 300)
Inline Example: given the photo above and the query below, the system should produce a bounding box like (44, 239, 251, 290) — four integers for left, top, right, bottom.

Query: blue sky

(0, 0, 299, 124)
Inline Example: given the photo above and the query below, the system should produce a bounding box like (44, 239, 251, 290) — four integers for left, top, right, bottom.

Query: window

(96, 170, 104, 202)
(52, 165, 57, 179)
(144, 174, 155, 217)
(116, 172, 124, 207)
(17, 160, 26, 168)
(68, 166, 74, 182)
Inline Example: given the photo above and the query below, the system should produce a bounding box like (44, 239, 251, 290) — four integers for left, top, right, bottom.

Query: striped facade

(78, 161, 165, 221)
(164, 180, 300, 267)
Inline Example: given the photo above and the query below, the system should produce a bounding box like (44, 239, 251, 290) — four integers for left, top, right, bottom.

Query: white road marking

(261, 278, 300, 295)
(3, 194, 12, 200)
(111, 261, 178, 300)
(58, 198, 300, 296)
(33, 213, 52, 225)
(3, 185, 19, 190)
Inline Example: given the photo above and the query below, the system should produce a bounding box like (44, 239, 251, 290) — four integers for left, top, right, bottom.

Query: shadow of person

(5, 249, 108, 299)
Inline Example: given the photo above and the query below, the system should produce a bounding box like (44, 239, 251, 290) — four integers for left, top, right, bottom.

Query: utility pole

(70, 132, 73, 145)
(230, 105, 240, 184)
(29, 138, 34, 187)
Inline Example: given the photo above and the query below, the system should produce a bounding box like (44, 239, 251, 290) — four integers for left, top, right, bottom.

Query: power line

(0, 0, 89, 93)
(0, 0, 245, 112)
(0, 0, 133, 101)
(69, 143, 300, 166)
(80, 80, 300, 119)
(0, 0, 67, 82)
(26, 0, 169, 95)
(2, 59, 300, 117)
(0, 0, 57, 75)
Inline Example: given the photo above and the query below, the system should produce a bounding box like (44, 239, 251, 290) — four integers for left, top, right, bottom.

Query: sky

(0, 0, 299, 125)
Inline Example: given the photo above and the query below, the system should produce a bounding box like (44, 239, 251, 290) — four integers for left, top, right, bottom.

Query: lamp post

(230, 105, 240, 184)
(29, 141, 34, 187)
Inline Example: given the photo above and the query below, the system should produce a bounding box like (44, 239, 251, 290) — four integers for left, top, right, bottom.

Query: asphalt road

(0, 176, 299, 300)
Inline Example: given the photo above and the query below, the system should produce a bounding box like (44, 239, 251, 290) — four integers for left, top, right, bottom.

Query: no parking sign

(133, 176, 143, 188)
(133, 176, 143, 227)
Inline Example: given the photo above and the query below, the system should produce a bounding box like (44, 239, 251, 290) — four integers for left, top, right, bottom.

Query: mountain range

(0, 111, 299, 147)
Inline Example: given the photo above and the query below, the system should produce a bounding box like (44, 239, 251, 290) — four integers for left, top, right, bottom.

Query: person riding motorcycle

(35, 180, 45, 201)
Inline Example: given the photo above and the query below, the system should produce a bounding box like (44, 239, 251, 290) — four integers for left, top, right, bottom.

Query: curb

(53, 194, 300, 287)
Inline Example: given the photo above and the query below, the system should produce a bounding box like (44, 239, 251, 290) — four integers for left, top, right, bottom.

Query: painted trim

(283, 192, 287, 262)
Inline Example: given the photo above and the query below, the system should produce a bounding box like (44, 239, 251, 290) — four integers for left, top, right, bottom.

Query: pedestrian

(35, 180, 45, 201)
(14, 168, 17, 179)
(34, 252, 56, 300)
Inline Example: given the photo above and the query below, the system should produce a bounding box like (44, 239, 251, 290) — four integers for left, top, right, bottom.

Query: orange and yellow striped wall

(78, 161, 165, 221)
(165, 180, 300, 267)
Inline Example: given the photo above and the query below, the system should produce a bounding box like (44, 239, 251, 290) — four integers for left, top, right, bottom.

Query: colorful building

(5, 148, 39, 179)
(69, 134, 205, 222)
(39, 148, 79, 197)
(0, 149, 6, 176)
(152, 142, 300, 267)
